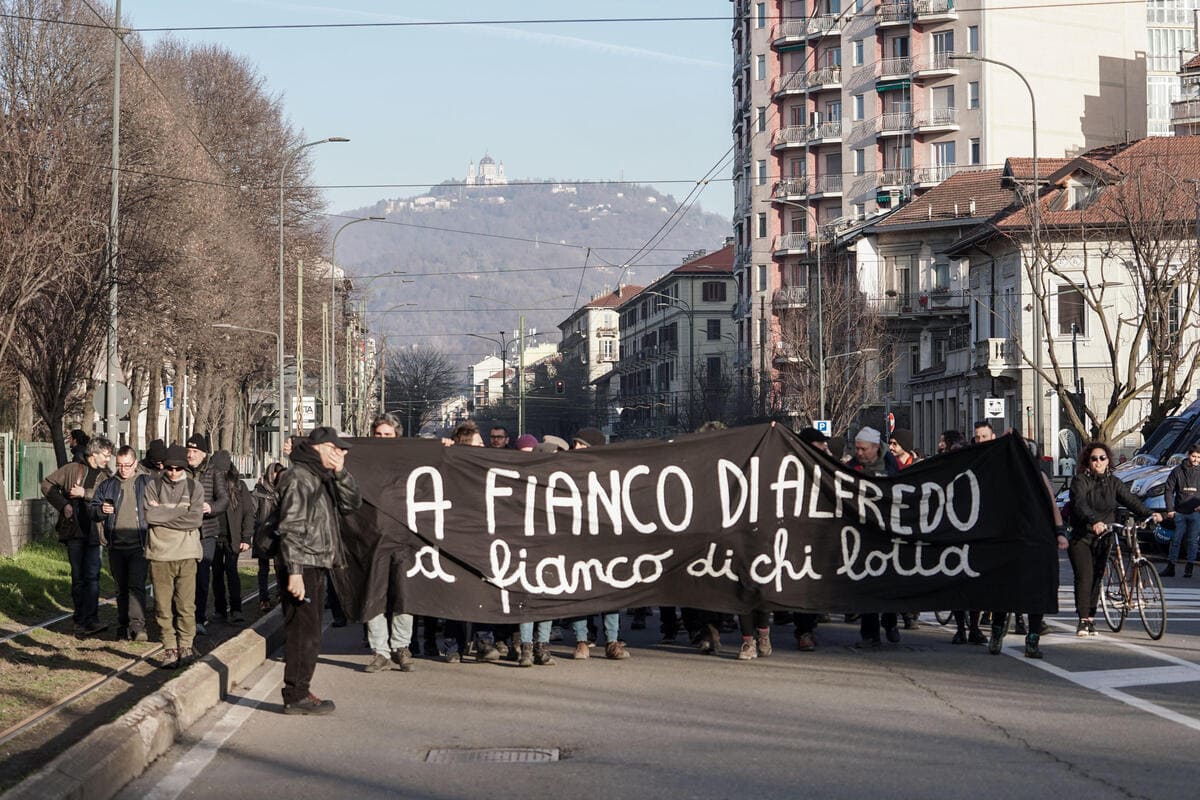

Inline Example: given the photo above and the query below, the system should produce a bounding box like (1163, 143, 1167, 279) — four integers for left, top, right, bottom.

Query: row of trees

(0, 1, 341, 464)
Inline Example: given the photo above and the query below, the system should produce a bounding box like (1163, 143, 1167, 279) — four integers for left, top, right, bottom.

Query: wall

(1, 498, 57, 556)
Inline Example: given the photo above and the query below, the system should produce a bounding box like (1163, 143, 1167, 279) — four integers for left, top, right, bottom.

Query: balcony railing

(1171, 98, 1200, 122)
(914, 164, 958, 184)
(876, 1, 914, 23)
(772, 71, 807, 97)
(773, 341, 805, 364)
(973, 338, 1020, 374)
(773, 286, 809, 310)
(915, 0, 958, 19)
(772, 125, 807, 148)
(879, 111, 914, 133)
(732, 296, 752, 319)
(913, 51, 957, 74)
(772, 179, 807, 200)
(915, 107, 958, 128)
(809, 120, 843, 140)
(771, 20, 808, 44)
(773, 233, 811, 255)
(879, 56, 913, 77)
(807, 65, 842, 88)
(809, 174, 843, 194)
(806, 15, 842, 37)
(878, 169, 914, 187)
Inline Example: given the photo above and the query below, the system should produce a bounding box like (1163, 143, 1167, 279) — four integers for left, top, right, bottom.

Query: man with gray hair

(847, 426, 900, 647)
(42, 435, 114, 638)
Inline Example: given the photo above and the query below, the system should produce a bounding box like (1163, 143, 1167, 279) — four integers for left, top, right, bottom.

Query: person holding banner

(847, 427, 901, 647)
(1067, 441, 1161, 637)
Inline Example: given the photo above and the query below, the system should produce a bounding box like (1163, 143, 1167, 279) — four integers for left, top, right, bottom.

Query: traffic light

(554, 380, 565, 395)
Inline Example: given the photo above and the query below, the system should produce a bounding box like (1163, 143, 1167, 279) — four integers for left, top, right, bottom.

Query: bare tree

(384, 347, 459, 436)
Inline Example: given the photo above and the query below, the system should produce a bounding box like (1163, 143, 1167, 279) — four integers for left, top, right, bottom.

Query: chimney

(953, 203, 959, 217)
(969, 199, 976, 215)
(927, 204, 933, 220)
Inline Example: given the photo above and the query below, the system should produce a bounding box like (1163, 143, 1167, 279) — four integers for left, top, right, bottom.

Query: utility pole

(296, 259, 304, 433)
(105, 0, 123, 441)
(518, 315, 526, 434)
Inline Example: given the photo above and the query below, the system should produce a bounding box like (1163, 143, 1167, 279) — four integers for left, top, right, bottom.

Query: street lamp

(466, 331, 515, 411)
(643, 290, 694, 431)
(329, 215, 384, 425)
(950, 53, 1041, 443)
(212, 323, 281, 457)
(279, 136, 348, 455)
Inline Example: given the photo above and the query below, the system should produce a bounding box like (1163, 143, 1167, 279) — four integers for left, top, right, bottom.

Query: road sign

(164, 385, 174, 411)
(985, 397, 1005, 418)
(291, 396, 317, 426)
(886, 412, 895, 434)
(92, 382, 133, 418)
(813, 419, 831, 435)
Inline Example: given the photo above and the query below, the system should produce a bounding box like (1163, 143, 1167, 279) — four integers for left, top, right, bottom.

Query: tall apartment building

(731, 0, 1147, 414)
(1148, 1, 1200, 135)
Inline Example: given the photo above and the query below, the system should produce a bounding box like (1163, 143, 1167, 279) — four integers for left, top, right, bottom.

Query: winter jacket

(90, 469, 153, 549)
(223, 479, 256, 548)
(189, 454, 229, 540)
(144, 473, 205, 562)
(1164, 461, 1200, 515)
(1068, 469, 1152, 536)
(41, 462, 111, 544)
(847, 451, 900, 478)
(276, 443, 362, 573)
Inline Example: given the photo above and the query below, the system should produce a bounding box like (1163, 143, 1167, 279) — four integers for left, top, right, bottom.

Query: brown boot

(533, 642, 556, 666)
(605, 640, 630, 659)
(518, 643, 534, 667)
(572, 641, 590, 659)
(754, 629, 773, 657)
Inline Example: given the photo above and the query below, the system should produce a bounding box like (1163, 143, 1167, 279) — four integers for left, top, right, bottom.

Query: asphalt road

(121, 563, 1200, 800)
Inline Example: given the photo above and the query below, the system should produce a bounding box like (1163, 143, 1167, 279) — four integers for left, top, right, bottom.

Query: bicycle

(1098, 515, 1167, 640)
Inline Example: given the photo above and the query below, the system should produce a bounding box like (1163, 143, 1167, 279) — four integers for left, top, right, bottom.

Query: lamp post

(643, 290, 694, 431)
(279, 136, 348, 454)
(950, 53, 1040, 443)
(466, 331, 515, 410)
(212, 323, 280, 457)
(329, 215, 384, 426)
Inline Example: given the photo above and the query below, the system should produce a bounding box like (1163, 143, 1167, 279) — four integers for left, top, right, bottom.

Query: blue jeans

(66, 540, 102, 627)
(518, 621, 552, 644)
(366, 611, 413, 656)
(571, 613, 619, 644)
(1168, 511, 1200, 563)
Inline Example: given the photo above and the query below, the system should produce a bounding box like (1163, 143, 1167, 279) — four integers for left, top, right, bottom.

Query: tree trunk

(127, 366, 145, 451)
(220, 383, 237, 452)
(146, 364, 162, 446)
(16, 374, 34, 444)
(176, 353, 188, 444)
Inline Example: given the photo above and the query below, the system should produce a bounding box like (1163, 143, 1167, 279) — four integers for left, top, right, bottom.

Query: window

(970, 137, 981, 165)
(933, 84, 955, 109)
(853, 202, 866, 220)
(934, 141, 956, 167)
(852, 39, 864, 66)
(932, 31, 954, 54)
(934, 261, 950, 289)
(600, 339, 615, 360)
(968, 81, 979, 109)
(968, 26, 979, 53)
(853, 93, 865, 120)
(826, 99, 842, 122)
(756, 54, 766, 80)
(706, 318, 722, 340)
(702, 282, 728, 302)
(853, 148, 866, 175)
(933, 338, 947, 366)
(1057, 285, 1086, 336)
(855, 0, 864, 11)
(891, 36, 909, 58)
(788, 157, 804, 178)
(756, 106, 766, 132)
(824, 47, 841, 67)
(910, 344, 921, 376)
(757, 263, 767, 291)
(706, 357, 723, 387)
(756, 212, 767, 238)
(756, 159, 767, 185)
(755, 2, 766, 27)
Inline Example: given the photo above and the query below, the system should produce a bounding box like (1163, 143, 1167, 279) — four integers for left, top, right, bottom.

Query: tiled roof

(1183, 52, 1200, 70)
(583, 284, 645, 309)
(1003, 157, 1074, 181)
(874, 169, 1014, 227)
(670, 243, 735, 275)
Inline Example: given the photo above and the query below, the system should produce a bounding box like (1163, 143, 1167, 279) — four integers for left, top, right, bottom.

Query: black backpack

(251, 465, 285, 559)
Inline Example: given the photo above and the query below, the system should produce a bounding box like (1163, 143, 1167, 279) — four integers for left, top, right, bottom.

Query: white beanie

(855, 426, 882, 445)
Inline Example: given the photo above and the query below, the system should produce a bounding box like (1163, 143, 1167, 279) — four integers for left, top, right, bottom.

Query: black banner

(331, 424, 1059, 623)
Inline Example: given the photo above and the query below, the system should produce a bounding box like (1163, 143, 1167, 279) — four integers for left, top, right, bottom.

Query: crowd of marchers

(42, 413, 1200, 716)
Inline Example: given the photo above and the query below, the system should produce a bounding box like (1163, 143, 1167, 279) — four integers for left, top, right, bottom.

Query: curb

(4, 610, 286, 800)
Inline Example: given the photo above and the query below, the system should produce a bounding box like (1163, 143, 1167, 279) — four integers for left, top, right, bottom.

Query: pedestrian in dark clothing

(277, 427, 362, 715)
(41, 436, 113, 638)
(141, 439, 167, 474)
(1161, 443, 1200, 578)
(253, 462, 286, 611)
(211, 451, 253, 624)
(184, 434, 229, 634)
(847, 427, 901, 647)
(91, 446, 153, 641)
(69, 429, 90, 464)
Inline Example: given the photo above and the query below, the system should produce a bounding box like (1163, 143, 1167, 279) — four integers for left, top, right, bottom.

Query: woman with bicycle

(1068, 442, 1162, 636)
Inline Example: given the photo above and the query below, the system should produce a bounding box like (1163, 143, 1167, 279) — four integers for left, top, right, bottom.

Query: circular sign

(92, 382, 133, 418)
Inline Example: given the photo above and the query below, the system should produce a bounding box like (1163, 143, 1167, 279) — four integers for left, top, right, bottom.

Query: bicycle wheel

(934, 610, 953, 626)
(1100, 559, 1127, 632)
(1135, 560, 1167, 640)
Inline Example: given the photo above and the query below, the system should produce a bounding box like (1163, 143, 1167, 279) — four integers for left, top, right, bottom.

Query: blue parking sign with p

(814, 419, 831, 435)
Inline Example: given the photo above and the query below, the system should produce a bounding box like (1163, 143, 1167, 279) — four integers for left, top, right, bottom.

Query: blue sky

(130, 1, 735, 218)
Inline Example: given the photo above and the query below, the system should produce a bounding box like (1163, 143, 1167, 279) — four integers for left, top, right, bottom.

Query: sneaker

(158, 648, 180, 669)
(572, 641, 590, 660)
(494, 639, 510, 658)
(442, 638, 461, 663)
(987, 624, 1005, 655)
(755, 630, 773, 658)
(885, 626, 901, 644)
(132, 630, 149, 643)
(697, 624, 721, 655)
(967, 628, 987, 645)
(77, 622, 108, 639)
(1013, 615, 1027, 636)
(605, 641, 630, 660)
(365, 653, 391, 673)
(901, 613, 918, 630)
(176, 647, 196, 668)
(737, 639, 758, 660)
(392, 648, 414, 672)
(1186, 562, 1195, 579)
(283, 693, 335, 715)
(518, 643, 534, 667)
(195, 622, 208, 636)
(951, 631, 967, 645)
(1076, 620, 1089, 637)
(1024, 633, 1044, 659)
(259, 598, 272, 613)
(1086, 620, 1097, 636)
(795, 632, 815, 651)
(855, 637, 882, 649)
(231, 611, 245, 624)
(475, 636, 501, 663)
(1160, 562, 1176, 578)
(1038, 622, 1052, 636)
(533, 643, 556, 666)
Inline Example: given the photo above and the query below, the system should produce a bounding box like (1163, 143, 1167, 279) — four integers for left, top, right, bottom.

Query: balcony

(772, 179, 807, 203)
(808, 120, 843, 143)
(914, 164, 958, 186)
(770, 20, 807, 48)
(773, 286, 809, 311)
(877, 111, 914, 136)
(879, 57, 913, 80)
(912, 51, 959, 79)
(878, 169, 913, 190)
(914, 106, 959, 132)
(732, 51, 748, 83)
(806, 65, 842, 91)
(595, 325, 619, 337)
(773, 233, 811, 257)
(876, 1, 913, 27)
(732, 295, 752, 320)
(805, 15, 843, 39)
(772, 340, 805, 365)
(808, 174, 843, 197)
(772, 125, 808, 151)
(772, 71, 807, 99)
(914, 0, 958, 23)
(973, 337, 1021, 376)
(1171, 98, 1200, 126)
(916, 288, 969, 313)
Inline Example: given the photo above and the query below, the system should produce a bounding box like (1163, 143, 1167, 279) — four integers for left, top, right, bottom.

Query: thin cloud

(228, 0, 727, 69)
